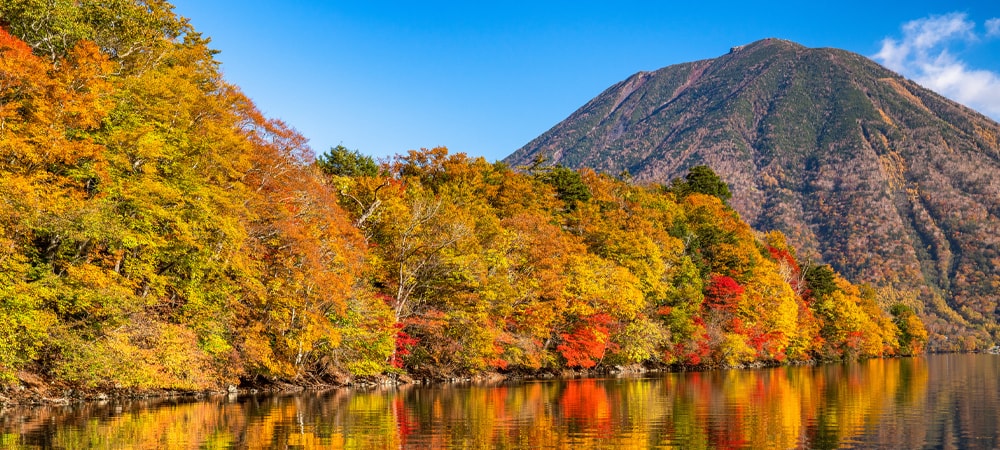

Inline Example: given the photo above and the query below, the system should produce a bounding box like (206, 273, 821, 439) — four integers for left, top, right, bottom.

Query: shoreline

(1, 359, 805, 408)
(7, 352, 990, 408)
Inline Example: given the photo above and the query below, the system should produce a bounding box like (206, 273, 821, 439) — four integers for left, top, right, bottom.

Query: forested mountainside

(0, 3, 923, 393)
(507, 38, 1000, 351)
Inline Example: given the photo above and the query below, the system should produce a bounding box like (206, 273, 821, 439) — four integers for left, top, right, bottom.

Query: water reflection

(2, 354, 998, 449)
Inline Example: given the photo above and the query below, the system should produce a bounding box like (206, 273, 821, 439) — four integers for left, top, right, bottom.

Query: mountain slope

(507, 38, 1000, 349)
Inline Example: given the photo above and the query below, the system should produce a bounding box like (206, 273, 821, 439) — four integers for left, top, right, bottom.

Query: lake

(2, 353, 998, 449)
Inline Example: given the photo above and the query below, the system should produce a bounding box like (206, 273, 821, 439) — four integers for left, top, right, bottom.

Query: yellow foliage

(564, 254, 644, 321)
(742, 264, 799, 357)
(0, 8, 927, 388)
(719, 332, 757, 366)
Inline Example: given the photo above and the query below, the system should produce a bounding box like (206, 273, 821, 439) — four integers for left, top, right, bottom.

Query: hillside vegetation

(0, 2, 923, 391)
(508, 38, 1000, 350)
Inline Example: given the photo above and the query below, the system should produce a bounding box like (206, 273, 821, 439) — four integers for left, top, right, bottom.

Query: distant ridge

(507, 38, 1000, 349)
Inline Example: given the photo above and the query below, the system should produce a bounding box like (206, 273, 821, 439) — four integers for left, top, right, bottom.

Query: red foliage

(678, 336, 712, 365)
(749, 330, 768, 353)
(729, 317, 745, 334)
(557, 313, 615, 368)
(687, 339, 712, 365)
(845, 331, 864, 350)
(704, 275, 744, 312)
(767, 246, 800, 272)
(390, 325, 420, 368)
(489, 337, 511, 370)
(752, 329, 786, 359)
(375, 293, 395, 306)
(0, 27, 33, 56)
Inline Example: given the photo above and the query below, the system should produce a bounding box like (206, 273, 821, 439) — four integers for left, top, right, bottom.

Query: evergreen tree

(671, 165, 732, 202)
(317, 145, 379, 177)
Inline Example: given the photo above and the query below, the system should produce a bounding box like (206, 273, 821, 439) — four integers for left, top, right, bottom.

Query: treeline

(0, 1, 925, 390)
(319, 147, 927, 380)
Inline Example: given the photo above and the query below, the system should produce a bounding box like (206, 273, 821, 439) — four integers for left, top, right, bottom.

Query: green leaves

(671, 165, 732, 202)
(535, 165, 592, 209)
(804, 264, 839, 299)
(0, 0, 188, 64)
(317, 145, 380, 177)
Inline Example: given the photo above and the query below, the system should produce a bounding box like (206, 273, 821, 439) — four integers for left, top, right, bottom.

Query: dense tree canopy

(0, 3, 374, 387)
(0, 2, 925, 390)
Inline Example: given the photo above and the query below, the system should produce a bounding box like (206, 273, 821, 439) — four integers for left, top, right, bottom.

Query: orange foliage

(0, 5, 924, 388)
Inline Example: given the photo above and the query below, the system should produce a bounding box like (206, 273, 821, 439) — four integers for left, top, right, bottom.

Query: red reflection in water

(393, 396, 416, 446)
(560, 379, 613, 437)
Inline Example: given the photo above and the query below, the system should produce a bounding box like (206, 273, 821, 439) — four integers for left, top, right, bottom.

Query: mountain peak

(730, 37, 804, 53)
(507, 42, 1000, 349)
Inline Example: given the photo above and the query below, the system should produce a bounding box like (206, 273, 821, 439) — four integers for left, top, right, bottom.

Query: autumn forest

(0, 1, 927, 392)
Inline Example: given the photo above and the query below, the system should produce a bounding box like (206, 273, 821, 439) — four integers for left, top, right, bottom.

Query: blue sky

(170, 1, 1000, 162)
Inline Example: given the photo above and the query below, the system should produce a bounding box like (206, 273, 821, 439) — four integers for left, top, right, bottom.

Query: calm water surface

(2, 353, 998, 449)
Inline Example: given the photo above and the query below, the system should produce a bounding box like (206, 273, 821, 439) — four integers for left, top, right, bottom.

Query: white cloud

(987, 18, 1000, 37)
(874, 13, 1000, 121)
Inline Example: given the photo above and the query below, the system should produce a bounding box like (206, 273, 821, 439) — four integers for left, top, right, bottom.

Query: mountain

(506, 38, 1000, 350)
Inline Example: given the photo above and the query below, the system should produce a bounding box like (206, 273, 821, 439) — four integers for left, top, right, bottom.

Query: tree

(0, 2, 927, 387)
(557, 313, 614, 368)
(0, 27, 115, 382)
(535, 165, 592, 209)
(891, 304, 928, 356)
(804, 264, 839, 299)
(0, 0, 189, 66)
(316, 145, 379, 178)
(704, 275, 744, 312)
(672, 165, 732, 202)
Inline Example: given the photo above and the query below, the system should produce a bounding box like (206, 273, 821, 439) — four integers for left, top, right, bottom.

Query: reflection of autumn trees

(561, 379, 613, 437)
(3, 357, 949, 449)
